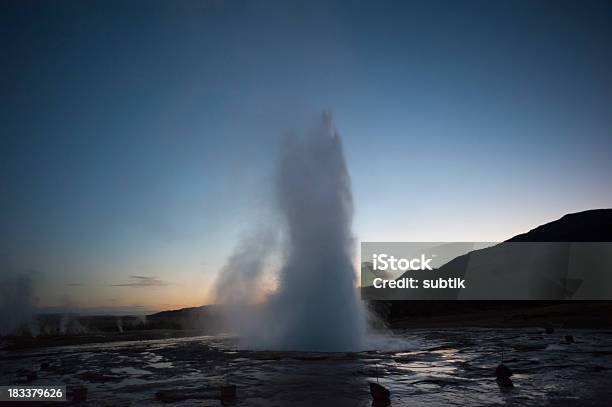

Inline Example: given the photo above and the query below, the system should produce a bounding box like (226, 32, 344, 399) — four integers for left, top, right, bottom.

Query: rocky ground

(1, 328, 612, 406)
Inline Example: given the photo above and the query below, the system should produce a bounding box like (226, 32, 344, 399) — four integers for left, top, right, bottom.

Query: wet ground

(1, 328, 612, 406)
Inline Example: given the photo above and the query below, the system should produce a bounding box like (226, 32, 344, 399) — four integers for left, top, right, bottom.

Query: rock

(370, 382, 390, 401)
(372, 399, 391, 407)
(495, 363, 513, 379)
(496, 377, 514, 388)
(565, 335, 574, 343)
(155, 390, 188, 403)
(220, 384, 236, 405)
(156, 390, 186, 403)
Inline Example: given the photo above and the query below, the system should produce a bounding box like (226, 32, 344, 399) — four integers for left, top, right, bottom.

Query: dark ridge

(391, 208, 612, 285)
(375, 209, 612, 327)
(145, 304, 227, 330)
(507, 209, 612, 242)
(148, 304, 216, 319)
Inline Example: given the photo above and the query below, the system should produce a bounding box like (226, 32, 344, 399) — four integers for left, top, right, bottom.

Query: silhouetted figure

(545, 327, 554, 334)
(565, 335, 575, 343)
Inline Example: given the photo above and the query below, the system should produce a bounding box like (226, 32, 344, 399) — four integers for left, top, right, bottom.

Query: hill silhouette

(401, 208, 612, 280)
(507, 209, 612, 242)
(370, 209, 612, 326)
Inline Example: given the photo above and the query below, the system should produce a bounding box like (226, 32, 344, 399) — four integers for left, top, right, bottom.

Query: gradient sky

(2, 0, 611, 313)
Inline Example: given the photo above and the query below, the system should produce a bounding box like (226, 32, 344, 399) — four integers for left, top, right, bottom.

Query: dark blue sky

(1, 0, 611, 311)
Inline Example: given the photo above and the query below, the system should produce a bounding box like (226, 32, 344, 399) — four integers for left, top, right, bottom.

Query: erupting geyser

(215, 112, 365, 351)
(269, 112, 364, 351)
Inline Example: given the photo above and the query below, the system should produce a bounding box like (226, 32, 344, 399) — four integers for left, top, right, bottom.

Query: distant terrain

(376, 208, 612, 327)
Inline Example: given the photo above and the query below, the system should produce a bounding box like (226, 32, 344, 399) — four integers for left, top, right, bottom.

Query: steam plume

(213, 229, 276, 305)
(217, 113, 364, 351)
(268, 112, 363, 351)
(0, 269, 38, 336)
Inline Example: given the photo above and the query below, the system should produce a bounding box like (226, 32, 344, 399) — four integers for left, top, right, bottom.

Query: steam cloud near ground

(0, 269, 39, 336)
(214, 113, 366, 351)
(213, 229, 277, 305)
(0, 268, 88, 336)
(0, 266, 128, 336)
